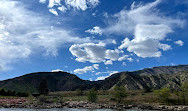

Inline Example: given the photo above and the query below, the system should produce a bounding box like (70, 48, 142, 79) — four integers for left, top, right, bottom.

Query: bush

(154, 88, 171, 104)
(180, 81, 188, 105)
(38, 95, 48, 103)
(87, 88, 97, 102)
(144, 86, 152, 93)
(112, 85, 127, 103)
(0, 88, 6, 96)
(76, 89, 83, 96)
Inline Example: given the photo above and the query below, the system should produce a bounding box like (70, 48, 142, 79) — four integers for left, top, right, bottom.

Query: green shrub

(87, 88, 97, 102)
(38, 95, 48, 103)
(76, 89, 83, 96)
(154, 88, 171, 104)
(59, 95, 64, 103)
(180, 81, 188, 105)
(112, 85, 127, 103)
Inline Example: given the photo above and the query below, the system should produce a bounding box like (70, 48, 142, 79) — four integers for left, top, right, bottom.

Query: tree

(0, 88, 6, 96)
(180, 81, 188, 105)
(87, 88, 97, 102)
(39, 78, 49, 96)
(154, 88, 171, 104)
(112, 85, 127, 103)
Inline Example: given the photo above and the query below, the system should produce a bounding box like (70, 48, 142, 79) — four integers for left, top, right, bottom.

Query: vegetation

(0, 88, 29, 97)
(179, 81, 188, 105)
(39, 78, 49, 95)
(144, 86, 152, 93)
(87, 88, 98, 102)
(154, 88, 171, 104)
(112, 85, 127, 103)
(76, 89, 83, 96)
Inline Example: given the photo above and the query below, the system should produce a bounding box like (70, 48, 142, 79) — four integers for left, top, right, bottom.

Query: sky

(0, 0, 187, 81)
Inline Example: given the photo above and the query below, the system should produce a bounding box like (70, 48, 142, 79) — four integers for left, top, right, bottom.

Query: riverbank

(0, 98, 188, 111)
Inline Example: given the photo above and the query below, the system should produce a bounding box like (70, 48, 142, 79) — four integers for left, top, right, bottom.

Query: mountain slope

(0, 65, 187, 92)
(0, 72, 95, 93)
(99, 71, 188, 90)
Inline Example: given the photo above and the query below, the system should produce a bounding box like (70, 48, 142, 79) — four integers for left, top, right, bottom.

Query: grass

(48, 90, 160, 105)
(0, 89, 187, 105)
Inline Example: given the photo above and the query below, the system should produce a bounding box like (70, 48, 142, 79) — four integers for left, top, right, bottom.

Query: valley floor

(0, 90, 188, 110)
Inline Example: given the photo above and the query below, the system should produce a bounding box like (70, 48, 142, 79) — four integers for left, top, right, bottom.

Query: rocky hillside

(99, 71, 188, 90)
(0, 65, 187, 92)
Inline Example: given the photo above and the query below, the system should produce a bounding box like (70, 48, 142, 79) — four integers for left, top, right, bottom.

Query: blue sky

(0, 0, 187, 81)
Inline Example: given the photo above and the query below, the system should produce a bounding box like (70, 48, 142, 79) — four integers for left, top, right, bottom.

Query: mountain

(98, 65, 188, 90)
(99, 71, 188, 90)
(0, 72, 96, 93)
(0, 65, 188, 92)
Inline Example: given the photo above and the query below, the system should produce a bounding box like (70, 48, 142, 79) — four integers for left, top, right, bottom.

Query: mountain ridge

(0, 65, 188, 92)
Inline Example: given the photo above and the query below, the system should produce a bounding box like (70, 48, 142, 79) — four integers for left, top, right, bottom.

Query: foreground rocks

(0, 98, 188, 110)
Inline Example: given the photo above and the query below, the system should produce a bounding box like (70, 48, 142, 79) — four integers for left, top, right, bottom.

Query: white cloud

(104, 0, 184, 35)
(118, 55, 129, 61)
(69, 42, 124, 64)
(58, 5, 67, 13)
(109, 71, 118, 76)
(96, 71, 118, 80)
(40, 0, 99, 15)
(85, 26, 102, 35)
(104, 60, 113, 65)
(89, 78, 93, 81)
(93, 64, 99, 70)
(118, 24, 173, 58)
(74, 66, 94, 74)
(49, 8, 58, 16)
(74, 64, 99, 74)
(103, 0, 184, 58)
(48, 0, 61, 8)
(96, 76, 108, 81)
(127, 58, 133, 62)
(39, 0, 46, 4)
(51, 69, 63, 72)
(174, 40, 184, 46)
(122, 62, 126, 66)
(0, 0, 91, 70)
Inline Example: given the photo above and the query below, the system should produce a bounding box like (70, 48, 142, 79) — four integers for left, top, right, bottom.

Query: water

(0, 108, 154, 111)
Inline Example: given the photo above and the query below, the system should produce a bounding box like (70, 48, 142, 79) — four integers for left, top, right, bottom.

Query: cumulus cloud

(174, 40, 184, 46)
(0, 0, 91, 70)
(104, 0, 183, 35)
(85, 26, 102, 35)
(118, 24, 173, 58)
(103, 0, 184, 58)
(40, 0, 99, 15)
(74, 64, 99, 74)
(69, 42, 124, 64)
